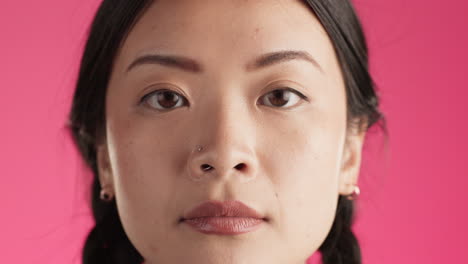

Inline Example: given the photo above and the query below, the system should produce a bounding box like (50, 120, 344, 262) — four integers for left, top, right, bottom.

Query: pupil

(158, 91, 178, 108)
(270, 90, 289, 106)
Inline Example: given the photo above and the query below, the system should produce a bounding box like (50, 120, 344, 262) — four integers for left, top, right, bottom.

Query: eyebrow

(126, 50, 323, 74)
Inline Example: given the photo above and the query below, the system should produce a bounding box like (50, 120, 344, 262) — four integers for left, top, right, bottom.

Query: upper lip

(181, 200, 266, 221)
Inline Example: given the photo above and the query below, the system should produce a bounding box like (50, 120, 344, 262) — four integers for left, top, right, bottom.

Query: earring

(346, 185, 360, 201)
(100, 189, 113, 202)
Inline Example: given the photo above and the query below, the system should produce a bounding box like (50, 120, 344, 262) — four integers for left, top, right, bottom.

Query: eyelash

(139, 87, 310, 111)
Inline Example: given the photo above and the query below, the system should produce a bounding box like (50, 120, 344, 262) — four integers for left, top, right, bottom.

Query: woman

(67, 0, 387, 263)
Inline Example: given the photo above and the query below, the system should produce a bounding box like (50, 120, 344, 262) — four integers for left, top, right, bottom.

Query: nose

(189, 150, 254, 183)
(186, 100, 258, 183)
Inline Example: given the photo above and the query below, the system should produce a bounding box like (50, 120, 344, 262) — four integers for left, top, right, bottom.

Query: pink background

(1, 0, 467, 263)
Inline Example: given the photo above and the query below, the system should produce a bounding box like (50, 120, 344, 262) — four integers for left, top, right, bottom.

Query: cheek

(105, 117, 181, 250)
(265, 111, 345, 254)
(106, 105, 183, 197)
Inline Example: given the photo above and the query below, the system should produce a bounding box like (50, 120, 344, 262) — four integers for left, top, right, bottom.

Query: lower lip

(182, 217, 265, 235)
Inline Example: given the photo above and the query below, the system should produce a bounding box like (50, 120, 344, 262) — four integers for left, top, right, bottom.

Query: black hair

(67, 0, 388, 263)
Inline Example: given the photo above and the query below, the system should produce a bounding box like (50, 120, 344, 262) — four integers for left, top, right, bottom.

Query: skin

(96, 0, 367, 263)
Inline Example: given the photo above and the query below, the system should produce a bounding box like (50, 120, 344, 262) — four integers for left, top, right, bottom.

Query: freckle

(149, 243, 159, 253)
(253, 27, 260, 39)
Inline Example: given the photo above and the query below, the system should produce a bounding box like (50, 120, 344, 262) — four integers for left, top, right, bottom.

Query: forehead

(116, 0, 337, 76)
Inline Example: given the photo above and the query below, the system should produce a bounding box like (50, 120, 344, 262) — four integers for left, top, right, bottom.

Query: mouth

(179, 200, 268, 235)
(180, 216, 267, 235)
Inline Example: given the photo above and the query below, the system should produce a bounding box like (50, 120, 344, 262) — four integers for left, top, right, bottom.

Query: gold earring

(100, 189, 113, 202)
(346, 185, 360, 201)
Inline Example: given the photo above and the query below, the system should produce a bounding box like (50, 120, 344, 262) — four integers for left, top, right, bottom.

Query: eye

(140, 89, 188, 111)
(259, 87, 309, 108)
(140, 87, 309, 111)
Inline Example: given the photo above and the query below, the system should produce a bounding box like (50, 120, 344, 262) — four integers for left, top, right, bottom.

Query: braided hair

(67, 0, 387, 263)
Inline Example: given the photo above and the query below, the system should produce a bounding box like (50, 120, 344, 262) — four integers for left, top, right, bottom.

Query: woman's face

(97, 0, 366, 263)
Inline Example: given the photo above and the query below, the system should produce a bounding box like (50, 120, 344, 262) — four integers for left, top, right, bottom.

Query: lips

(182, 200, 266, 220)
(180, 200, 267, 235)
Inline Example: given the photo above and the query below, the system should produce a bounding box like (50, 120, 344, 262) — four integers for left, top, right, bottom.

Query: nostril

(235, 163, 246, 170)
(200, 164, 212, 171)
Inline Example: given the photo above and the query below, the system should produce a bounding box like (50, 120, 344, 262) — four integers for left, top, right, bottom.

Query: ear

(96, 140, 114, 194)
(338, 120, 367, 196)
